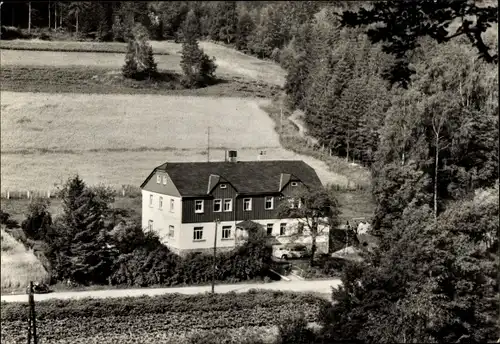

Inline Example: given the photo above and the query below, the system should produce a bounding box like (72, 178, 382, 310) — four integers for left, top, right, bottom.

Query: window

(280, 223, 286, 236)
(297, 222, 304, 234)
(148, 220, 153, 231)
(163, 175, 167, 185)
(223, 199, 233, 212)
(265, 196, 274, 210)
(243, 198, 252, 211)
(170, 199, 174, 212)
(193, 227, 204, 241)
(288, 197, 300, 209)
(222, 226, 232, 239)
(159, 196, 163, 210)
(266, 224, 273, 236)
(291, 182, 298, 187)
(220, 183, 227, 189)
(156, 175, 161, 183)
(195, 200, 204, 213)
(213, 199, 222, 212)
(168, 225, 175, 238)
(149, 194, 153, 207)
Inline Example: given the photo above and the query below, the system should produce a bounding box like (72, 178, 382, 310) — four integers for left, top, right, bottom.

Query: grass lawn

(0, 40, 286, 86)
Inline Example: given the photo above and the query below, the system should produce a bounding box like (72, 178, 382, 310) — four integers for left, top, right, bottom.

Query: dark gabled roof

(142, 160, 323, 196)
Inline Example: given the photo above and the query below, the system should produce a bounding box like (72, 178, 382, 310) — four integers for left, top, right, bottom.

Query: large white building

(140, 155, 329, 255)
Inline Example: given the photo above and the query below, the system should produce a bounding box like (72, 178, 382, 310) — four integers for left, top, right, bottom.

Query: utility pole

(211, 219, 219, 294)
(207, 126, 210, 162)
(27, 281, 38, 344)
(280, 107, 283, 135)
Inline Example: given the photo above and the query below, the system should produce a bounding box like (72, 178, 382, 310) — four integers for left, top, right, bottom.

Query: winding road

(1, 279, 342, 303)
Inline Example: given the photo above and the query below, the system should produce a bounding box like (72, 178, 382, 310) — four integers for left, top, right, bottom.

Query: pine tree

(180, 9, 201, 44)
(180, 10, 217, 88)
(122, 23, 157, 80)
(53, 175, 117, 285)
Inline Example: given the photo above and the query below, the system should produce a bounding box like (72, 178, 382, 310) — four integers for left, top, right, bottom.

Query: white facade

(178, 218, 329, 252)
(141, 190, 182, 248)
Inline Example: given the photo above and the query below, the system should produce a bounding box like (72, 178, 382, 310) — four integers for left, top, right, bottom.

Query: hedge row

(1, 290, 327, 321)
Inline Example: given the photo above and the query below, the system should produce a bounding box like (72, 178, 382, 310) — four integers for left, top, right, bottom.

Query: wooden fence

(0, 185, 141, 200)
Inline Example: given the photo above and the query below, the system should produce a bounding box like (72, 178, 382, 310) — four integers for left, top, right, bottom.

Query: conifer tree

(53, 175, 117, 285)
(180, 9, 217, 88)
(122, 23, 157, 80)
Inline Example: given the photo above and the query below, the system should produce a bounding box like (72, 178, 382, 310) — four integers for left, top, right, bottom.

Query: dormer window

(163, 175, 167, 185)
(156, 175, 161, 183)
(220, 183, 227, 189)
(291, 182, 298, 187)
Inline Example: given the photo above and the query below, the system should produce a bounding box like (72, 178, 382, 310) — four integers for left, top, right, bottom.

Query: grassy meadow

(0, 40, 286, 86)
(1, 91, 349, 193)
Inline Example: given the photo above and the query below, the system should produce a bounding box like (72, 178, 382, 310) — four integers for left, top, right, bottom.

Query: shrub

(317, 257, 347, 277)
(276, 312, 318, 344)
(0, 210, 19, 230)
(188, 330, 267, 344)
(21, 198, 52, 241)
(0, 26, 26, 40)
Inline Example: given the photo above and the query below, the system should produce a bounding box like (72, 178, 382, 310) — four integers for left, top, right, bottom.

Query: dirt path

(0, 278, 341, 303)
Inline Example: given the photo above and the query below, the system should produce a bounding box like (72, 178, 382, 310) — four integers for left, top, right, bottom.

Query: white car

(273, 244, 309, 260)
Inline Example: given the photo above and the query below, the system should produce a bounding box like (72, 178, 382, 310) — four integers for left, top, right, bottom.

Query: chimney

(228, 150, 237, 163)
(257, 150, 266, 161)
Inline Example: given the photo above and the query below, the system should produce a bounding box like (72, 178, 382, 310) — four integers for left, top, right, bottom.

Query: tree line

(290, 2, 498, 343)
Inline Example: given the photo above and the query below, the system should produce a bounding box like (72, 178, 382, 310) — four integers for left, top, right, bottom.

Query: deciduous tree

(277, 188, 340, 265)
(340, 0, 498, 87)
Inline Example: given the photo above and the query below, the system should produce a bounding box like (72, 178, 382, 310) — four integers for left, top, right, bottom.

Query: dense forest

(2, 1, 499, 342)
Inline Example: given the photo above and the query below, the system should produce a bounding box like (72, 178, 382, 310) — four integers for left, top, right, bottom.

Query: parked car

(273, 244, 310, 260)
(26, 282, 52, 294)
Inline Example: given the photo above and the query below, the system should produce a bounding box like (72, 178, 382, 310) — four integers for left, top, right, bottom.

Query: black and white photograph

(0, 1, 498, 343)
